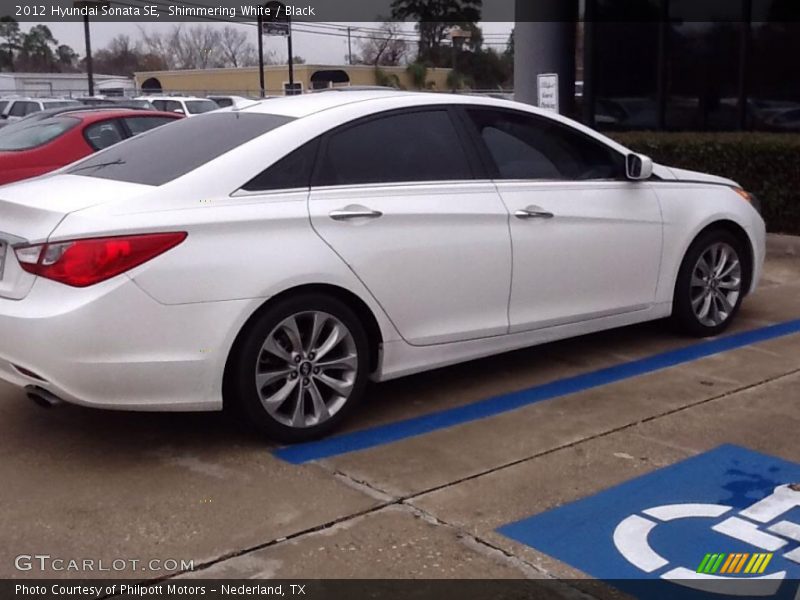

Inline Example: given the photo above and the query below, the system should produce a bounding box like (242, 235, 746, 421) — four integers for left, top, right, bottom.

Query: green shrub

(611, 132, 800, 235)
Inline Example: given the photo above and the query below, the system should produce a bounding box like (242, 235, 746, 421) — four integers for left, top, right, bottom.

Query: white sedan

(0, 91, 765, 442)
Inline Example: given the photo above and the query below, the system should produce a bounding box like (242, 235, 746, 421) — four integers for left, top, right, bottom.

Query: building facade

(0, 73, 134, 98)
(134, 64, 453, 97)
(586, 0, 800, 131)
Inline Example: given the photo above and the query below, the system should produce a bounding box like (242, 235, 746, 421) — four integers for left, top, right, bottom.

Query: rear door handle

(514, 206, 554, 220)
(329, 206, 383, 221)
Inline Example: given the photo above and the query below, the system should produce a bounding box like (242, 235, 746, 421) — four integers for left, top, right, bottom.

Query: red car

(0, 109, 183, 185)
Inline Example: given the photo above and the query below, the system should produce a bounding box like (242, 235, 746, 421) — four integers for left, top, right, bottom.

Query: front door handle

(514, 206, 554, 220)
(329, 206, 383, 221)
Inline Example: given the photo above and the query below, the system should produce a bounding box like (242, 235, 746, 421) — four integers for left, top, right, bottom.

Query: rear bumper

(0, 276, 256, 411)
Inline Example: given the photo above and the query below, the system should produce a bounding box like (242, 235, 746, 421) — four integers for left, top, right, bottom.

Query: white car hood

(665, 166, 739, 188)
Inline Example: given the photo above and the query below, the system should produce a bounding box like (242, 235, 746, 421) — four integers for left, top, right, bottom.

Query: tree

(56, 44, 78, 71)
(0, 17, 23, 71)
(17, 25, 57, 71)
(390, 0, 481, 67)
(139, 24, 264, 70)
(92, 34, 166, 77)
(219, 26, 258, 68)
(355, 21, 408, 66)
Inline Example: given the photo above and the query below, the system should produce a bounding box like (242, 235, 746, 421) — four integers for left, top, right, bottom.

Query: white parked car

(207, 95, 259, 109)
(0, 91, 765, 441)
(0, 97, 82, 123)
(135, 95, 218, 116)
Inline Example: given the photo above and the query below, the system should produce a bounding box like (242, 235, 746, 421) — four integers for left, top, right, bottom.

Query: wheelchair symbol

(614, 484, 800, 596)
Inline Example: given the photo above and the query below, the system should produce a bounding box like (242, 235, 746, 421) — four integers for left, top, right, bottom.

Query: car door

(308, 107, 512, 346)
(462, 107, 663, 333)
(83, 119, 125, 151)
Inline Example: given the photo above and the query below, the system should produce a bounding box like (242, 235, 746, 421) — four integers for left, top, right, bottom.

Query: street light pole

(74, 0, 107, 97)
(83, 13, 94, 96)
(257, 15, 266, 97)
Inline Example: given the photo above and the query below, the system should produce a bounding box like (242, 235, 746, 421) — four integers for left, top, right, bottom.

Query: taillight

(14, 232, 187, 288)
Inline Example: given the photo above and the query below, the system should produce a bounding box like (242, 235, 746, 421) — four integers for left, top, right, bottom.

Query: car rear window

(66, 112, 294, 185)
(185, 100, 219, 114)
(0, 117, 78, 151)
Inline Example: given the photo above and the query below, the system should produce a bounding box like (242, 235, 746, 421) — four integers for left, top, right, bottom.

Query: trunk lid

(0, 174, 153, 299)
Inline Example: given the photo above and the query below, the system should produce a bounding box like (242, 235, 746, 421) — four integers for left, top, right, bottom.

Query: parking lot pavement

(1, 235, 799, 588)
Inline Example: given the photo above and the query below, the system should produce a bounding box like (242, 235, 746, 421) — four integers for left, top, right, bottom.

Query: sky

(21, 21, 514, 66)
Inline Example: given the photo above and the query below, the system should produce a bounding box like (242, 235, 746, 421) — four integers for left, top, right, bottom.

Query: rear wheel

(228, 293, 369, 442)
(672, 229, 748, 337)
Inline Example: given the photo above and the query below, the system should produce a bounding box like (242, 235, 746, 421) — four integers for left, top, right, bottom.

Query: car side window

(9, 101, 37, 117)
(313, 109, 473, 186)
(242, 139, 320, 192)
(467, 109, 625, 181)
(122, 116, 178, 136)
(151, 100, 166, 111)
(84, 120, 125, 150)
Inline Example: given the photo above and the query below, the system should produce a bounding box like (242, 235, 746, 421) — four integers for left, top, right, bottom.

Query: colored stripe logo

(697, 553, 773, 574)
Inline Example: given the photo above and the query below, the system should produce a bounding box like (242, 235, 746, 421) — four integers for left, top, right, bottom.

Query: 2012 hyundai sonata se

(0, 91, 765, 442)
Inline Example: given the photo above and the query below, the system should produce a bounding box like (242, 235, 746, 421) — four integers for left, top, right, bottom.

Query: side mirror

(626, 153, 653, 180)
(173, 108, 185, 114)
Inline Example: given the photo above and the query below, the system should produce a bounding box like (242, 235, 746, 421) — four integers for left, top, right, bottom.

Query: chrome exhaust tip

(25, 386, 64, 408)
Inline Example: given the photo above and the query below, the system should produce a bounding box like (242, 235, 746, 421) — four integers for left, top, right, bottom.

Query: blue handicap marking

(498, 445, 800, 599)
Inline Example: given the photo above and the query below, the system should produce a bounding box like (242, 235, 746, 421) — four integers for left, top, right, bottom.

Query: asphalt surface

(2, 234, 799, 596)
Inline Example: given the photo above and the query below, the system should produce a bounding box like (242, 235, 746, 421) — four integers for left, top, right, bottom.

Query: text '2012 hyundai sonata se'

(0, 91, 765, 442)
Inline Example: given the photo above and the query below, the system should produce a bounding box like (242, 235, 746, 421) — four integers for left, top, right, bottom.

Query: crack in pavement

(150, 364, 800, 589)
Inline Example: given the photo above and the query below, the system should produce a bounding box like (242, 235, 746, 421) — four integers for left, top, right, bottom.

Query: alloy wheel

(255, 311, 358, 428)
(690, 242, 742, 328)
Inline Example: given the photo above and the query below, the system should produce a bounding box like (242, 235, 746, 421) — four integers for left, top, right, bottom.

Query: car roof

(136, 95, 213, 101)
(236, 90, 431, 118)
(68, 109, 182, 123)
(235, 89, 558, 120)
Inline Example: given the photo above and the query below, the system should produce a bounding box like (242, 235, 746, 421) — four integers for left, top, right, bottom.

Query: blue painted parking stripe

(274, 318, 800, 464)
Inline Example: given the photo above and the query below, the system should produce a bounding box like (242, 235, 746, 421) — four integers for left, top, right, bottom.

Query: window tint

(314, 109, 473, 186)
(0, 101, 8, 114)
(152, 100, 183, 113)
(212, 98, 233, 108)
(185, 100, 218, 114)
(67, 113, 294, 186)
(242, 139, 319, 192)
(122, 115, 178, 136)
(0, 117, 78, 151)
(84, 120, 124, 150)
(9, 101, 39, 117)
(467, 109, 624, 180)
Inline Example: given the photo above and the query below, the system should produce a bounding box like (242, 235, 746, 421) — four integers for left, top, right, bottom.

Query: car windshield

(66, 112, 294, 185)
(185, 100, 219, 114)
(0, 117, 78, 151)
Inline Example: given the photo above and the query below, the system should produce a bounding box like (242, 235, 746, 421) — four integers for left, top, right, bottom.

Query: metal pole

(287, 21, 294, 93)
(83, 14, 94, 96)
(257, 15, 266, 97)
(656, 0, 669, 130)
(737, 0, 752, 130)
(347, 27, 352, 65)
(582, 0, 596, 128)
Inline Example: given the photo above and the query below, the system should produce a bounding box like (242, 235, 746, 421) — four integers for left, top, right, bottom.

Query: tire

(227, 293, 370, 443)
(671, 229, 749, 337)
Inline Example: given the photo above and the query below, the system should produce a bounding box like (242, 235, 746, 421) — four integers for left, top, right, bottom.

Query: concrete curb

(767, 233, 800, 258)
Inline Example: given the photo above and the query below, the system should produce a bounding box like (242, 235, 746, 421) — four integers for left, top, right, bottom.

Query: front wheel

(672, 230, 749, 337)
(228, 293, 370, 443)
